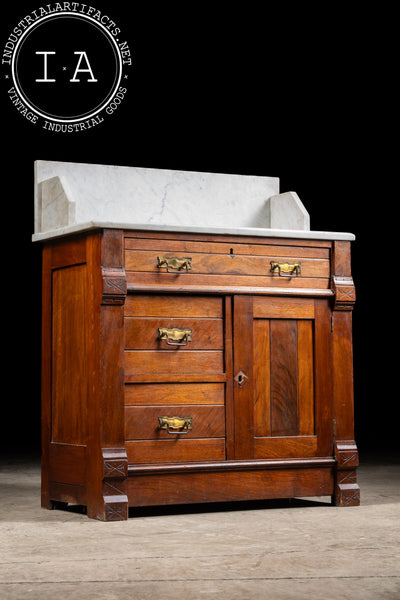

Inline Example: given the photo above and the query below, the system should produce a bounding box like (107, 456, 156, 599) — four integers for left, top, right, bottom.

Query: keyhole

(234, 370, 248, 386)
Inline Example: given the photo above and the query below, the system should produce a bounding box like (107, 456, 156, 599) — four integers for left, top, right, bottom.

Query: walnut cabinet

(40, 228, 360, 520)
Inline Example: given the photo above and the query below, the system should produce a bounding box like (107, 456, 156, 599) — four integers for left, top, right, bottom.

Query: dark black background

(1, 2, 396, 458)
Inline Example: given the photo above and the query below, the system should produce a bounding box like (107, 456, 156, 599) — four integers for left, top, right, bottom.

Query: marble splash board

(33, 160, 354, 241)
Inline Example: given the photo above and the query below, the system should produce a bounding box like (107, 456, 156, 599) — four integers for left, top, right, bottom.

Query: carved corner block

(334, 481, 360, 507)
(103, 499, 128, 521)
(101, 267, 127, 305)
(102, 448, 128, 521)
(332, 276, 356, 310)
(333, 441, 360, 507)
(335, 441, 359, 469)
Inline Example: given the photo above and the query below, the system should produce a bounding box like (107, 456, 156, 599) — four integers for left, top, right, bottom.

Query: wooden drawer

(125, 439, 226, 464)
(125, 317, 223, 350)
(124, 382, 226, 464)
(124, 295, 225, 380)
(125, 382, 225, 406)
(124, 235, 331, 290)
(125, 405, 225, 439)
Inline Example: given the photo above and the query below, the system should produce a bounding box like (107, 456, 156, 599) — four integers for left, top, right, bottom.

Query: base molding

(128, 456, 336, 476)
(127, 462, 335, 508)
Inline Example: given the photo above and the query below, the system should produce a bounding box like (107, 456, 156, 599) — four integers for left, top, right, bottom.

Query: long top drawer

(124, 233, 332, 293)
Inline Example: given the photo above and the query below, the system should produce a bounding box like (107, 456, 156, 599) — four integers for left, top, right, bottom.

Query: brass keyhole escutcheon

(234, 370, 248, 386)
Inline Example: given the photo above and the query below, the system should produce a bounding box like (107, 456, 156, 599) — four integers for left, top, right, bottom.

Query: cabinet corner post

(86, 230, 128, 520)
(331, 240, 359, 506)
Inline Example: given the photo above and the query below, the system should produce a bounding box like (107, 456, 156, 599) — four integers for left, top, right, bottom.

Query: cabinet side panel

(52, 264, 87, 445)
(41, 247, 52, 508)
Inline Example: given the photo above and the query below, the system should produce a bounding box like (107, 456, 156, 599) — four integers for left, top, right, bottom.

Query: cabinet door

(233, 296, 333, 460)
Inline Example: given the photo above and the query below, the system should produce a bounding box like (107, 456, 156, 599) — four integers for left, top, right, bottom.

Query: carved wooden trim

(331, 241, 355, 311)
(100, 229, 126, 305)
(335, 441, 359, 469)
(336, 469, 357, 485)
(333, 441, 360, 506)
(102, 448, 128, 521)
(332, 275, 356, 310)
(102, 449, 128, 477)
(101, 267, 127, 305)
(103, 459, 128, 479)
(104, 500, 128, 521)
(334, 482, 360, 506)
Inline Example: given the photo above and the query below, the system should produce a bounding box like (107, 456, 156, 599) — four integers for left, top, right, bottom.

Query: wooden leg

(101, 448, 128, 521)
(333, 441, 360, 506)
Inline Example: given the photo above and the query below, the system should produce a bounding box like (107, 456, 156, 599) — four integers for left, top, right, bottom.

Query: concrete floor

(0, 453, 399, 600)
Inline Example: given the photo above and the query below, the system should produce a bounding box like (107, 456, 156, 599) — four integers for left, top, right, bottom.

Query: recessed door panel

(269, 319, 299, 436)
(254, 318, 315, 439)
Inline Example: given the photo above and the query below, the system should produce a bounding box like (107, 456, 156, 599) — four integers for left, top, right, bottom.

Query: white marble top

(32, 160, 355, 242)
(31, 220, 355, 242)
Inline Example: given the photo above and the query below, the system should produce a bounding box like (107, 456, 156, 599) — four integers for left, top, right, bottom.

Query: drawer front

(125, 439, 226, 464)
(125, 294, 223, 317)
(124, 394, 226, 464)
(124, 295, 225, 378)
(125, 405, 225, 439)
(125, 350, 223, 376)
(124, 236, 331, 290)
(125, 318, 223, 350)
(125, 382, 225, 406)
(125, 384, 226, 463)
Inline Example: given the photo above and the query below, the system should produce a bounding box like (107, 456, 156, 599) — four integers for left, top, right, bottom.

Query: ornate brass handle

(270, 261, 301, 277)
(158, 416, 193, 434)
(157, 256, 192, 272)
(158, 327, 193, 346)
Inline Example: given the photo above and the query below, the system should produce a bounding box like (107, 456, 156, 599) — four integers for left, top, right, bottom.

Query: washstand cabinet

(40, 227, 359, 520)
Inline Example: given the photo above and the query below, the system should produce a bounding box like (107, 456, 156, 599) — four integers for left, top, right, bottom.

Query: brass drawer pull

(158, 327, 193, 346)
(157, 256, 192, 272)
(158, 416, 193, 434)
(270, 261, 301, 277)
